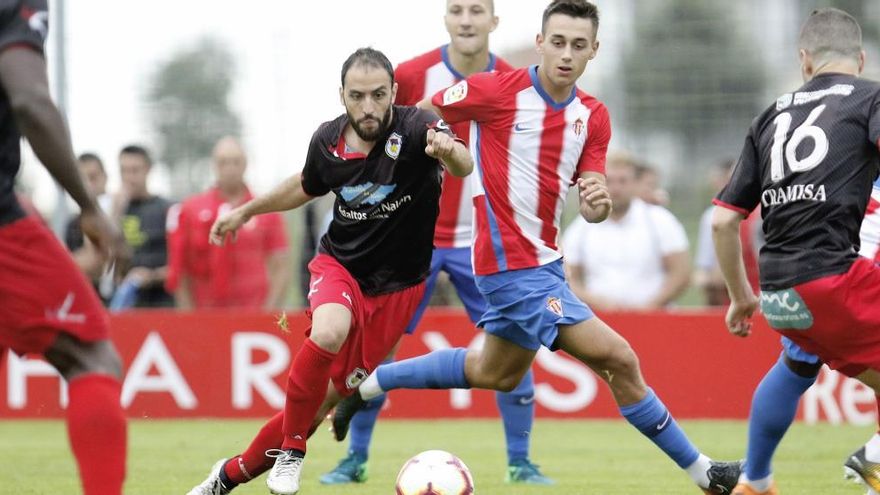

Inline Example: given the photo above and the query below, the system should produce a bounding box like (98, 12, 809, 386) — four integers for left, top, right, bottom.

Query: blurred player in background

(337, 1, 742, 493)
(186, 47, 473, 495)
(711, 8, 880, 495)
(166, 136, 290, 310)
(0, 1, 128, 493)
(320, 0, 553, 486)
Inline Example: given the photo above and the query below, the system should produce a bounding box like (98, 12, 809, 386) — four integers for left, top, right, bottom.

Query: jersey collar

(529, 65, 577, 111)
(441, 44, 496, 80)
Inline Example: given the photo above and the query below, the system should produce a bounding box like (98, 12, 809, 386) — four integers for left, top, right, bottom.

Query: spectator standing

(113, 144, 173, 308)
(563, 153, 690, 310)
(166, 136, 290, 309)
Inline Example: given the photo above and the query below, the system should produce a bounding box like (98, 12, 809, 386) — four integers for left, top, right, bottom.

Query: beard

(349, 105, 393, 141)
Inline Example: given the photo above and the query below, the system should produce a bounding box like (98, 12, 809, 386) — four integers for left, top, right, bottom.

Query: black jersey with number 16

(716, 73, 880, 290)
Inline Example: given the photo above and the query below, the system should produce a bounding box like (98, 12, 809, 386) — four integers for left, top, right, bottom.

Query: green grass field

(1, 419, 874, 494)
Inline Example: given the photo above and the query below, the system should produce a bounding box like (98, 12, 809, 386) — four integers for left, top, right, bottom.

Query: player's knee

(47, 337, 123, 380)
(494, 375, 521, 393)
(309, 323, 349, 353)
(602, 343, 640, 381)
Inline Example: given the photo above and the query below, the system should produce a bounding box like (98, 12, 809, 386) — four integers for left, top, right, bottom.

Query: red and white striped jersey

(432, 66, 611, 275)
(395, 45, 514, 248)
(860, 186, 880, 261)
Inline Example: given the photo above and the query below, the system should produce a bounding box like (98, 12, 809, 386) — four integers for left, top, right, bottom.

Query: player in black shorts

(711, 8, 880, 495)
(186, 47, 473, 495)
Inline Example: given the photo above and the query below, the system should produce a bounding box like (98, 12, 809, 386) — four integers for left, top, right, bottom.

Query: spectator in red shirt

(166, 136, 290, 309)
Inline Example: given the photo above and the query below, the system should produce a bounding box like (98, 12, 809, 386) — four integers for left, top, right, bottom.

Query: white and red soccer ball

(395, 450, 475, 495)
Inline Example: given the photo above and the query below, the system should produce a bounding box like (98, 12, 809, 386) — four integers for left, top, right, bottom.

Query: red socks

(223, 339, 336, 483)
(281, 338, 336, 452)
(66, 374, 127, 495)
(224, 411, 284, 484)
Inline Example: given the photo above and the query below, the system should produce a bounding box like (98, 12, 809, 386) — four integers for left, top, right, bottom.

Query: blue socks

(496, 368, 535, 464)
(620, 388, 699, 468)
(376, 348, 470, 391)
(745, 355, 817, 481)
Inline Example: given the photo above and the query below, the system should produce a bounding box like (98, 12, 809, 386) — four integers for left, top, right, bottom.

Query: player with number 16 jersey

(715, 69, 880, 375)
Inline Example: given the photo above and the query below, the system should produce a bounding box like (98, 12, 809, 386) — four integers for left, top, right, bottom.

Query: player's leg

(43, 334, 127, 495)
(734, 339, 820, 495)
(444, 247, 549, 483)
(322, 251, 445, 485)
(0, 217, 127, 495)
(190, 383, 342, 495)
(555, 318, 741, 494)
(845, 395, 880, 494)
(265, 254, 359, 495)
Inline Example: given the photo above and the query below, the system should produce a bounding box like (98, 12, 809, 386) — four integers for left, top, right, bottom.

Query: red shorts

(305, 254, 425, 396)
(775, 257, 880, 377)
(0, 216, 109, 355)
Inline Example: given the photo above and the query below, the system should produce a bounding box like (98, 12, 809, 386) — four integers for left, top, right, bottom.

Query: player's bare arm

(711, 206, 758, 337)
(210, 173, 312, 246)
(425, 127, 473, 177)
(0, 46, 128, 265)
(577, 172, 612, 223)
(416, 97, 440, 115)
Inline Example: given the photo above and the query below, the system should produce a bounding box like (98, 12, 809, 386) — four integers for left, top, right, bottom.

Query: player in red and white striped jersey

(395, 40, 514, 248)
(321, 0, 554, 486)
(859, 179, 880, 260)
(342, 2, 742, 493)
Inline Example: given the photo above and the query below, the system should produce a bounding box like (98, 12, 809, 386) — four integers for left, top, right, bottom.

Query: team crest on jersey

(776, 93, 793, 111)
(443, 81, 468, 105)
(572, 118, 585, 136)
(345, 368, 369, 389)
(546, 296, 563, 317)
(385, 132, 403, 159)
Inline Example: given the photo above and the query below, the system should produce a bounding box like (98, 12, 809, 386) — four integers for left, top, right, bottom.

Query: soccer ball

(395, 450, 475, 495)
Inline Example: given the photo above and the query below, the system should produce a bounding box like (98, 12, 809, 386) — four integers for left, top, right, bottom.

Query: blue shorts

(475, 260, 594, 351)
(781, 336, 820, 364)
(404, 247, 487, 334)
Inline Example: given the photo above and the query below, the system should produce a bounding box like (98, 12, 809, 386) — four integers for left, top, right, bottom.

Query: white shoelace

(266, 449, 304, 478)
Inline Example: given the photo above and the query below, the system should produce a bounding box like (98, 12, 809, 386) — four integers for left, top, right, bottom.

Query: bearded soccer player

(186, 47, 472, 495)
(0, 1, 128, 494)
(320, 0, 551, 486)
(334, 1, 742, 493)
(710, 8, 880, 495)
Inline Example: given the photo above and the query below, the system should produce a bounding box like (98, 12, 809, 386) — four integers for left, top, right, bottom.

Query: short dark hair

(541, 0, 599, 35)
(799, 7, 862, 64)
(340, 47, 395, 87)
(77, 152, 105, 173)
(119, 144, 152, 166)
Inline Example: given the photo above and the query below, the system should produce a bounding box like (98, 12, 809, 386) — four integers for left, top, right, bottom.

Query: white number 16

(770, 104, 829, 182)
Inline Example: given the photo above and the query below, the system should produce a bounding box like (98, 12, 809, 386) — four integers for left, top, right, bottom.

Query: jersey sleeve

(869, 88, 880, 150)
(300, 129, 331, 197)
(714, 128, 762, 216)
(431, 71, 499, 124)
(577, 103, 611, 175)
(394, 64, 420, 106)
(0, 0, 47, 55)
(413, 108, 461, 153)
(262, 212, 289, 253)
